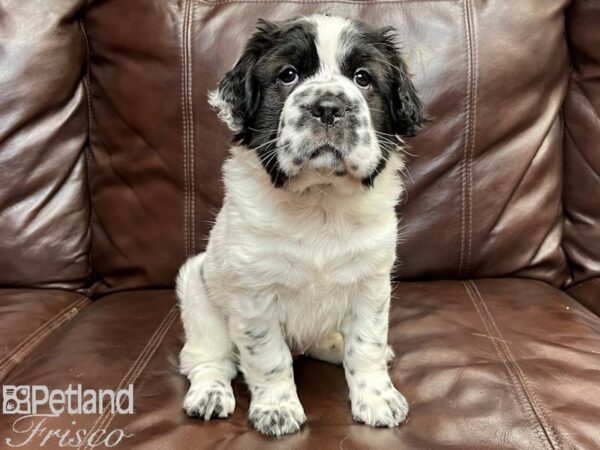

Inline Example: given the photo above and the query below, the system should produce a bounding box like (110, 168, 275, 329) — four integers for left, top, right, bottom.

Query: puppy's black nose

(310, 95, 345, 126)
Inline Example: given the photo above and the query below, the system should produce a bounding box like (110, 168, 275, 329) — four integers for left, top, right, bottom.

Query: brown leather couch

(1, 1, 599, 449)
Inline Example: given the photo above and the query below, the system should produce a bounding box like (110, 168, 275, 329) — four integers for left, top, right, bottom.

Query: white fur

(208, 89, 243, 133)
(179, 150, 407, 434)
(312, 15, 353, 71)
(179, 14, 409, 437)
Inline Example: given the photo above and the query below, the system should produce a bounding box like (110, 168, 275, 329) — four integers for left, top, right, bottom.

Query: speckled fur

(179, 14, 425, 437)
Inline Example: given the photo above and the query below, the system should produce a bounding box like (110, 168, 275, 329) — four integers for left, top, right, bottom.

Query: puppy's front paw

(184, 381, 235, 420)
(351, 383, 408, 427)
(249, 402, 306, 437)
(248, 387, 306, 437)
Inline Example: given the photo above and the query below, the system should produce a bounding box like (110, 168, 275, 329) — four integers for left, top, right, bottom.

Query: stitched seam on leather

(84, 308, 178, 450)
(458, 1, 469, 276)
(79, 19, 96, 297)
(466, 0, 476, 275)
(181, 0, 191, 259)
(0, 297, 91, 381)
(182, 0, 196, 256)
(79, 305, 179, 450)
(464, 281, 557, 450)
(0, 296, 89, 374)
(463, 282, 552, 449)
(459, 0, 475, 277)
(188, 2, 196, 255)
(469, 281, 566, 450)
(2, 298, 89, 369)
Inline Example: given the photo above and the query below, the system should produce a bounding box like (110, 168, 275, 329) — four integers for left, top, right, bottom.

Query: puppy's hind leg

(177, 253, 237, 419)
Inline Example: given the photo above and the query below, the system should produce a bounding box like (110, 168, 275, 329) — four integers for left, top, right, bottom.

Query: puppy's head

(210, 14, 426, 190)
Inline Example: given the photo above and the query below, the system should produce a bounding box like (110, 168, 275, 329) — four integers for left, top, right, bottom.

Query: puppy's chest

(215, 206, 397, 346)
(248, 225, 389, 290)
(221, 196, 397, 291)
(269, 232, 361, 346)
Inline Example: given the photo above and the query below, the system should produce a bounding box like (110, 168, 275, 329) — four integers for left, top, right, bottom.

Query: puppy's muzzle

(309, 95, 347, 127)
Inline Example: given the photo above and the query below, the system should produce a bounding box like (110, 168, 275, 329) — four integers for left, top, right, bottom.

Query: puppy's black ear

(378, 27, 427, 137)
(209, 19, 277, 136)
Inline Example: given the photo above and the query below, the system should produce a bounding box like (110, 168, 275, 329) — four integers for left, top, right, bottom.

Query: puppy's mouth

(308, 144, 343, 161)
(302, 144, 347, 174)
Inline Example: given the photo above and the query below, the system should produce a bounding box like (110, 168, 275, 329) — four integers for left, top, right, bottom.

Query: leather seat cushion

(0, 289, 90, 382)
(1, 280, 599, 449)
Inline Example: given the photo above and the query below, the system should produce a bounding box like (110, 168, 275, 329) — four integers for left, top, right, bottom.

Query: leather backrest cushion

(85, 0, 570, 292)
(0, 0, 91, 289)
(563, 0, 600, 286)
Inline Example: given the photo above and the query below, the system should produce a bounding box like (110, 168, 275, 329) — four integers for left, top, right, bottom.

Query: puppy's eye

(354, 69, 372, 89)
(278, 67, 298, 85)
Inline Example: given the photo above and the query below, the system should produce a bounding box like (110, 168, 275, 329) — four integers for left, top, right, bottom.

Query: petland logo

(2, 384, 134, 448)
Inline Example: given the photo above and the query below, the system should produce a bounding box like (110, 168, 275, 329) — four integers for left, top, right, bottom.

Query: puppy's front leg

(230, 308, 306, 437)
(345, 275, 409, 427)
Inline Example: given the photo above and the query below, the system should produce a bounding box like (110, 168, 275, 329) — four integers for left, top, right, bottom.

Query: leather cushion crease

(0, 281, 599, 449)
(0, 0, 600, 449)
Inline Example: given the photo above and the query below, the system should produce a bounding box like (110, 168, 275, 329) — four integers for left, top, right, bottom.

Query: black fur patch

(216, 19, 320, 187)
(339, 22, 427, 185)
(340, 23, 426, 137)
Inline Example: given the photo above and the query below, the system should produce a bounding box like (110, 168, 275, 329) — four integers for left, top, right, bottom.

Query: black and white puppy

(177, 14, 426, 437)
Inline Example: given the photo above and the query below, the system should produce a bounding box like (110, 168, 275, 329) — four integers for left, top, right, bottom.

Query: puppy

(177, 14, 426, 437)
